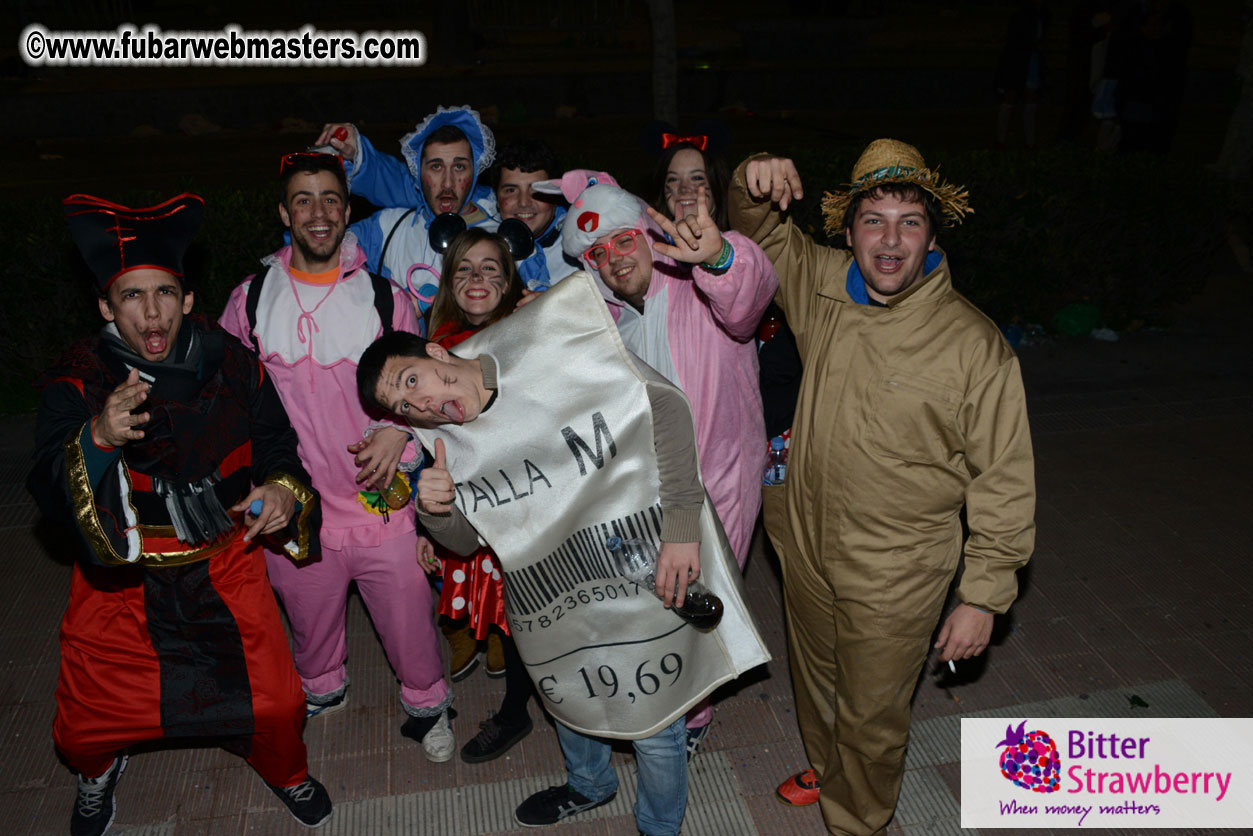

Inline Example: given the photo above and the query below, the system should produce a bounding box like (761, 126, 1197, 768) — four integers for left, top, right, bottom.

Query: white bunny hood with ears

(533, 169, 651, 261)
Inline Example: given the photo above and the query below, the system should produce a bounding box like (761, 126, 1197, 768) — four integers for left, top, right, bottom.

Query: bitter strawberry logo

(996, 720, 1061, 793)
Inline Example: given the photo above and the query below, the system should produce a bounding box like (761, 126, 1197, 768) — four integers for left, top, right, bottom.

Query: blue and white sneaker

(305, 692, 347, 719)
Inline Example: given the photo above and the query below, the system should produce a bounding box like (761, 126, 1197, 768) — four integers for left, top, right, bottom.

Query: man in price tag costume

(28, 193, 330, 836)
(729, 140, 1035, 834)
(357, 273, 770, 836)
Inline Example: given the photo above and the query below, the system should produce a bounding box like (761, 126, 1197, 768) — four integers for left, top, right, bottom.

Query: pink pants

(266, 533, 450, 713)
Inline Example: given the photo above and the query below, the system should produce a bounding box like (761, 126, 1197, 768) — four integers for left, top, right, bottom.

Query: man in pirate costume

(729, 140, 1035, 834)
(28, 193, 331, 836)
(219, 152, 455, 761)
(355, 273, 771, 836)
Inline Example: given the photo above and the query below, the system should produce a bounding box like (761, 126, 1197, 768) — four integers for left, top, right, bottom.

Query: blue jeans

(555, 715, 687, 836)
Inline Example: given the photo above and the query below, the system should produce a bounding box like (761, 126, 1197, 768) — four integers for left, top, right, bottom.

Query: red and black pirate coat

(27, 317, 320, 780)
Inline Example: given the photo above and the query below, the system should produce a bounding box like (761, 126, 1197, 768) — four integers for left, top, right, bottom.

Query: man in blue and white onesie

(316, 105, 499, 317)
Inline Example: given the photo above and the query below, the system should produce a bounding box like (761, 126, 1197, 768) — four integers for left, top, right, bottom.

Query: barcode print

(503, 505, 663, 615)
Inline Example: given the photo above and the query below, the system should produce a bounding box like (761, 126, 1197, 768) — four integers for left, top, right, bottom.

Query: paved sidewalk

(1, 311, 1249, 835)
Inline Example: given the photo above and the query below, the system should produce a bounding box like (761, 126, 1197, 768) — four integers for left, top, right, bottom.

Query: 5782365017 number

(509, 580, 642, 633)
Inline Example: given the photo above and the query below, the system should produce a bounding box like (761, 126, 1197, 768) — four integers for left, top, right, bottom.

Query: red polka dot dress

(431, 320, 509, 637)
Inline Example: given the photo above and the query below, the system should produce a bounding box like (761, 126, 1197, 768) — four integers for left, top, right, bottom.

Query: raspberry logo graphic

(996, 720, 1061, 793)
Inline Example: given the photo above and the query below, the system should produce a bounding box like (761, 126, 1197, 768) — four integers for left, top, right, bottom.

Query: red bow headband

(661, 132, 708, 151)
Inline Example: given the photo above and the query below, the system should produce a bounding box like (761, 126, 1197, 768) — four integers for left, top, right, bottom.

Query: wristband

(964, 602, 992, 615)
(700, 238, 734, 274)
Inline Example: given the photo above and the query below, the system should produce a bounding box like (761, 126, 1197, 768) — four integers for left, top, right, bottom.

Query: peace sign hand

(645, 187, 725, 265)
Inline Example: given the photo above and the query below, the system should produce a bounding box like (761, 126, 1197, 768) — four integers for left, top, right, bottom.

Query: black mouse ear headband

(428, 213, 535, 261)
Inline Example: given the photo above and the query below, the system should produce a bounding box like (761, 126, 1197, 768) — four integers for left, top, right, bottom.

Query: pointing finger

(695, 186, 711, 231)
(645, 206, 676, 237)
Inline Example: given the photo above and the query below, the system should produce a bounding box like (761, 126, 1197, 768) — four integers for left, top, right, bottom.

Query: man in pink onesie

(220, 152, 455, 762)
(542, 171, 777, 753)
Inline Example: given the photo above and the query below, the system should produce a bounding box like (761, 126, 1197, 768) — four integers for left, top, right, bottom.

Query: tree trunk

(1215, 0, 1253, 180)
(647, 0, 679, 124)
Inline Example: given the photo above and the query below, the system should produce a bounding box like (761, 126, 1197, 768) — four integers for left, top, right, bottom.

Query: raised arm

(342, 129, 424, 210)
(647, 192, 778, 340)
(728, 154, 844, 331)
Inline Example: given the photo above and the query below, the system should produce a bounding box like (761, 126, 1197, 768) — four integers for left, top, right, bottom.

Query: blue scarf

(846, 250, 943, 304)
(518, 208, 568, 291)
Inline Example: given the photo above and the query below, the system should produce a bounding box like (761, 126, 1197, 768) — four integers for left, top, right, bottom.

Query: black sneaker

(71, 755, 127, 836)
(460, 713, 533, 763)
(267, 775, 333, 828)
(515, 783, 615, 827)
(685, 722, 711, 761)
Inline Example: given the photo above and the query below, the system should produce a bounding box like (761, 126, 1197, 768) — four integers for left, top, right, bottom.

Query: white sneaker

(421, 712, 456, 763)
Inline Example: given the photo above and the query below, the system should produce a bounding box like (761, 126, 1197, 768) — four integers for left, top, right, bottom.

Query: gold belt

(134, 524, 242, 567)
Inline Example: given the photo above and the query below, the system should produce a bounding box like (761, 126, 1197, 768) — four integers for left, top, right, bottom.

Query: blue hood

(400, 105, 496, 223)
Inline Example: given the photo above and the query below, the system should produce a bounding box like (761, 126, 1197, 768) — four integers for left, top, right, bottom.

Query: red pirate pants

(53, 534, 308, 786)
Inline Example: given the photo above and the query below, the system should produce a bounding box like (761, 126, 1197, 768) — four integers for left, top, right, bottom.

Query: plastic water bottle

(605, 536, 724, 630)
(763, 436, 787, 485)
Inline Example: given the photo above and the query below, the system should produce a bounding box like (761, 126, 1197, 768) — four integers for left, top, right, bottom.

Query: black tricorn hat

(62, 193, 205, 293)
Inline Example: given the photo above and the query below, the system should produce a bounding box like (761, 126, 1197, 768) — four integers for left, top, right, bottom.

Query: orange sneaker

(775, 768, 820, 806)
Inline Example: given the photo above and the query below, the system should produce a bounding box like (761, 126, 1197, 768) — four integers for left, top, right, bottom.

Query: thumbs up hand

(416, 438, 456, 515)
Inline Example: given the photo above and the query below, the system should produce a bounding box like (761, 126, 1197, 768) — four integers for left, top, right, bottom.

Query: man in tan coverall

(729, 139, 1035, 835)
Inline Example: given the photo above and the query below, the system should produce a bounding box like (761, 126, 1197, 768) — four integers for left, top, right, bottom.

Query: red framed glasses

(584, 229, 644, 268)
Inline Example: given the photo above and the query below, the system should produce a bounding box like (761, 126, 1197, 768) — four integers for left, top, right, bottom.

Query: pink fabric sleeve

(218, 278, 254, 345)
(384, 285, 420, 462)
(689, 230, 778, 341)
(389, 285, 420, 334)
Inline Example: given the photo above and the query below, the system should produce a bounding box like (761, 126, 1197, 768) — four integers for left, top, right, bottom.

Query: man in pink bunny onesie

(220, 152, 455, 762)
(541, 170, 777, 748)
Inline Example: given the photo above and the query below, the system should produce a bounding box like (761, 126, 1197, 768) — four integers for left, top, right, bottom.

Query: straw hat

(820, 139, 972, 236)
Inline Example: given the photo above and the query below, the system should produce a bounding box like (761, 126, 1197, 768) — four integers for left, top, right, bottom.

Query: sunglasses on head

(278, 151, 345, 178)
